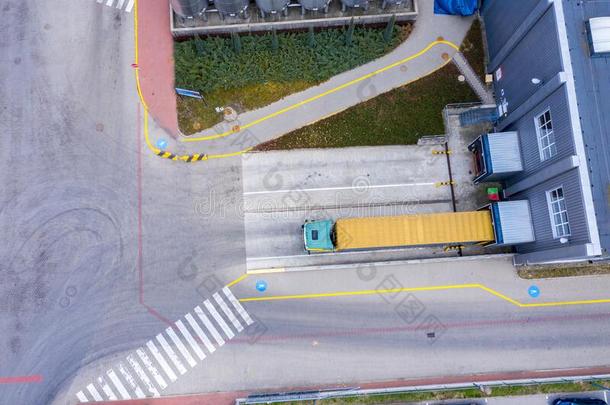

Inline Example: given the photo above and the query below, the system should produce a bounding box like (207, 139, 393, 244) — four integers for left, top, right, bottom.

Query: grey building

(477, 0, 610, 264)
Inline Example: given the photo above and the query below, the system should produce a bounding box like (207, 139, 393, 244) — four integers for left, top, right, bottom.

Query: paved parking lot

(242, 145, 462, 271)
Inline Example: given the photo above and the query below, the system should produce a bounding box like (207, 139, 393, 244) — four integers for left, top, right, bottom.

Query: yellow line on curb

(238, 282, 610, 308)
(183, 39, 460, 143)
(133, 0, 252, 161)
(239, 284, 480, 302)
(226, 274, 249, 288)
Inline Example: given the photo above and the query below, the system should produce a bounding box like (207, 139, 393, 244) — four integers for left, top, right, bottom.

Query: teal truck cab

(303, 220, 335, 252)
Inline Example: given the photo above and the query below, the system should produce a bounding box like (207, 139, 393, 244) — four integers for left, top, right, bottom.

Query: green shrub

(174, 25, 406, 95)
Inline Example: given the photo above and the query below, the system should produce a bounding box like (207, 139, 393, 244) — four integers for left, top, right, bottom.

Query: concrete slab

(241, 145, 494, 270)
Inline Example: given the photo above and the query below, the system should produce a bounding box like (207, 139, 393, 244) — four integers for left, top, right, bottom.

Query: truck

(303, 201, 535, 252)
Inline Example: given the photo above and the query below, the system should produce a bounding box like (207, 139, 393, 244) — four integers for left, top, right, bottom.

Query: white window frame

(535, 108, 557, 161)
(546, 186, 571, 239)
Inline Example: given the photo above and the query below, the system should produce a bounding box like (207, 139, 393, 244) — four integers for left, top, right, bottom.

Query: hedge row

(174, 25, 404, 94)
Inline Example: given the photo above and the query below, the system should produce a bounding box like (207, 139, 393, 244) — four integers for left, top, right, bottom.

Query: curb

(246, 253, 515, 274)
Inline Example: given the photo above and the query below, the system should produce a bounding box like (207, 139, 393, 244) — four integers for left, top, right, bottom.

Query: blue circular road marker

(156, 138, 168, 149)
(528, 285, 540, 298)
(256, 280, 267, 292)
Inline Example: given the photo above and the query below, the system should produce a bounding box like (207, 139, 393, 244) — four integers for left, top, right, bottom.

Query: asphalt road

(0, 1, 246, 404)
(3, 1, 610, 405)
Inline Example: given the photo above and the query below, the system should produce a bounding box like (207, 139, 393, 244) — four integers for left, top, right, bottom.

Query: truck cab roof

(303, 220, 334, 252)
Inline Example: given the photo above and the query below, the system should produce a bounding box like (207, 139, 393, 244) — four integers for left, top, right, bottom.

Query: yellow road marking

(226, 274, 249, 288)
(183, 40, 460, 143)
(133, 0, 252, 161)
(238, 282, 610, 308)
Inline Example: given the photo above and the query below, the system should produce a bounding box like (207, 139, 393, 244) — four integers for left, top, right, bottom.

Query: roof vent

(587, 17, 610, 57)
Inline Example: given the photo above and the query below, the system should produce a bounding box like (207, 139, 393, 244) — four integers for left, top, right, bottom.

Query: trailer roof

(335, 211, 495, 250)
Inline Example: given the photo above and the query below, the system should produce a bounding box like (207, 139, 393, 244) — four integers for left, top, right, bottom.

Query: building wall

(512, 168, 590, 253)
(481, 0, 540, 60)
(504, 85, 576, 186)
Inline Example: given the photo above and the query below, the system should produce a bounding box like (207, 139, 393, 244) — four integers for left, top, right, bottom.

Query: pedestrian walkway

(136, 0, 477, 158)
(96, 0, 135, 13)
(452, 51, 494, 104)
(74, 287, 253, 402)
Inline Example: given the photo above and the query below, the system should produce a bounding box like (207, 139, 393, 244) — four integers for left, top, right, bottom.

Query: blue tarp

(434, 0, 478, 16)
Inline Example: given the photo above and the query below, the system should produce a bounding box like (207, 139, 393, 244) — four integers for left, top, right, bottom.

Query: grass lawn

(518, 262, 610, 279)
(175, 24, 412, 135)
(275, 380, 610, 404)
(254, 20, 484, 151)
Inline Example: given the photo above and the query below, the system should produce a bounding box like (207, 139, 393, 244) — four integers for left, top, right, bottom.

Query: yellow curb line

(238, 282, 610, 308)
(226, 274, 249, 288)
(183, 39, 460, 143)
(246, 268, 287, 275)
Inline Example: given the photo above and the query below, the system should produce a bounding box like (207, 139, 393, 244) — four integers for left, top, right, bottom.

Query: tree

(345, 17, 355, 46)
(383, 14, 396, 43)
(231, 32, 242, 54)
(307, 26, 316, 48)
(194, 34, 206, 56)
(271, 28, 279, 52)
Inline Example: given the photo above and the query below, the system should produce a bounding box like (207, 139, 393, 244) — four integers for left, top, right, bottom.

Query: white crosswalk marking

(107, 369, 131, 400)
(137, 347, 168, 389)
(86, 384, 103, 401)
(75, 287, 256, 401)
(97, 376, 117, 400)
(194, 305, 225, 347)
(166, 326, 197, 368)
(185, 313, 217, 353)
(127, 354, 160, 397)
(214, 292, 244, 332)
(146, 341, 177, 382)
(176, 320, 206, 360)
(223, 287, 254, 325)
(204, 299, 235, 339)
(156, 333, 187, 375)
(118, 362, 145, 399)
(94, 0, 133, 13)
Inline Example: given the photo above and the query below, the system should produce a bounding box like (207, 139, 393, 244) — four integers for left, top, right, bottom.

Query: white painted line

(125, 0, 135, 12)
(76, 391, 89, 402)
(194, 305, 225, 347)
(86, 384, 103, 401)
(185, 313, 216, 353)
(145, 341, 177, 383)
(214, 292, 244, 332)
(243, 182, 436, 195)
(204, 299, 235, 339)
(604, 391, 607, 402)
(116, 0, 126, 8)
(96, 0, 104, 3)
(156, 333, 187, 375)
(127, 354, 160, 397)
(137, 347, 168, 389)
(118, 362, 145, 399)
(107, 369, 131, 400)
(166, 327, 197, 368)
(223, 287, 254, 325)
(105, 0, 114, 7)
(97, 376, 117, 400)
(176, 320, 206, 361)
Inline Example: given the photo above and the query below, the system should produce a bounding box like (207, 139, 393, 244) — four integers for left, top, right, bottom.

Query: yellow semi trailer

(303, 201, 535, 252)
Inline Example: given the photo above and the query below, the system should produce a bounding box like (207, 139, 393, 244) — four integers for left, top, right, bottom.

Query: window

(546, 187, 571, 238)
(535, 109, 557, 161)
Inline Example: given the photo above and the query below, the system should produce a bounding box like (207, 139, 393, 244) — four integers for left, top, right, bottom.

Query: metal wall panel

(504, 86, 576, 186)
(512, 168, 590, 253)
(481, 0, 540, 60)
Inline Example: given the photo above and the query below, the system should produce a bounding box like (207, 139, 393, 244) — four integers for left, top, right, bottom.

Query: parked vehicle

(552, 398, 607, 405)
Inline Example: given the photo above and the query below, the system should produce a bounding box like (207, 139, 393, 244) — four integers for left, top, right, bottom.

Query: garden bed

(254, 20, 484, 150)
(175, 23, 412, 134)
